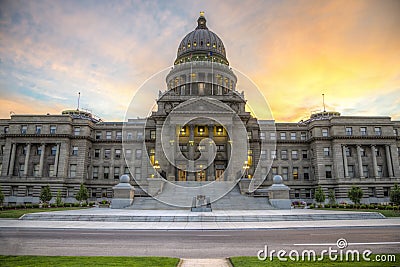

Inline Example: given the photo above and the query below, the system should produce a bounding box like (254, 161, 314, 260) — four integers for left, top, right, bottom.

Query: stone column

(385, 145, 394, 177)
(8, 143, 16, 176)
(356, 145, 364, 178)
(38, 143, 45, 177)
(371, 145, 379, 178)
(207, 124, 215, 180)
(23, 143, 31, 176)
(342, 145, 349, 178)
(54, 143, 60, 177)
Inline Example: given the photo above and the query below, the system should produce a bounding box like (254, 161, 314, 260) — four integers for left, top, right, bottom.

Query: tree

(55, 190, 63, 207)
(348, 185, 363, 205)
(328, 189, 336, 205)
(40, 185, 52, 204)
(314, 186, 326, 205)
(76, 183, 89, 203)
(0, 185, 4, 207)
(390, 184, 400, 205)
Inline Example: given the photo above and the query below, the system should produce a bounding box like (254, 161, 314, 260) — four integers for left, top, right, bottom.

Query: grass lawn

(315, 208, 400, 217)
(230, 254, 400, 267)
(0, 207, 88, 219)
(0, 256, 180, 267)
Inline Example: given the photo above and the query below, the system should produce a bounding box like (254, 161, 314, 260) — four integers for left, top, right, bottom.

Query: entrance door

(196, 170, 206, 181)
(178, 169, 186, 181)
(216, 169, 224, 181)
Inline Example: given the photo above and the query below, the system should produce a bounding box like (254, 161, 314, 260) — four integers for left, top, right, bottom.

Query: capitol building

(1, 13, 399, 206)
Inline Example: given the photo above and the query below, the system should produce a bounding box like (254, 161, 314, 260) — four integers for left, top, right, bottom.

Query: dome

(175, 12, 228, 65)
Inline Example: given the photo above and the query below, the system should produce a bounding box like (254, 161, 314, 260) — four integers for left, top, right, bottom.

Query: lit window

(216, 126, 224, 135)
(198, 126, 205, 134)
(293, 167, 299, 180)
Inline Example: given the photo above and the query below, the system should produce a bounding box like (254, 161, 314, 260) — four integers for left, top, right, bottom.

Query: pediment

(172, 97, 234, 114)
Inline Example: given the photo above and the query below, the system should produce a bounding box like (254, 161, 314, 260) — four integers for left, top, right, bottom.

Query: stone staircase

(128, 184, 273, 210)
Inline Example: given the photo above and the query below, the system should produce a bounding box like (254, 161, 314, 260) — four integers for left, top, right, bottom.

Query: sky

(0, 0, 399, 122)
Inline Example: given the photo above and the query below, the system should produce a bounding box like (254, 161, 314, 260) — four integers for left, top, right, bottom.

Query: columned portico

(342, 145, 349, 178)
(356, 145, 364, 178)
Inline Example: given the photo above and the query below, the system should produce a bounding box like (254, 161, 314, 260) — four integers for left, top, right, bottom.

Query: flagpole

(211, 54, 214, 95)
(190, 55, 192, 95)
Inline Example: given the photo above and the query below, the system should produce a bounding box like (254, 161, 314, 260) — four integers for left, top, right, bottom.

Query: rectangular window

(93, 166, 99, 179)
(4, 126, 9, 133)
(103, 166, 109, 179)
(281, 150, 288, 160)
(198, 126, 205, 135)
(271, 150, 276, 159)
(216, 145, 225, 151)
(95, 131, 102, 140)
(33, 164, 39, 177)
(291, 150, 298, 160)
(21, 125, 27, 134)
(300, 132, 307, 140)
(150, 130, 156, 140)
(270, 132, 276, 140)
(271, 167, 278, 176)
(323, 147, 330, 157)
(377, 165, 383, 177)
(114, 167, 120, 179)
(94, 149, 100, 158)
(127, 132, 133, 140)
(115, 149, 121, 159)
(26, 186, 33, 196)
(137, 131, 143, 141)
(216, 126, 224, 135)
(368, 187, 376, 197)
(290, 132, 296, 140)
(19, 164, 24, 176)
(116, 131, 122, 140)
(348, 165, 354, 178)
(303, 167, 310, 180)
(360, 127, 367, 136)
(74, 127, 80, 136)
(305, 189, 312, 198)
(51, 146, 57, 156)
(180, 144, 188, 152)
(302, 150, 308, 159)
(124, 166, 130, 175)
(345, 127, 352, 136)
(198, 82, 205, 95)
(49, 125, 56, 134)
(247, 131, 252, 139)
(325, 165, 332, 178)
(69, 164, 77, 178)
(394, 129, 398, 136)
(260, 150, 267, 159)
(49, 164, 55, 177)
(345, 147, 351, 157)
(135, 167, 141, 180)
(294, 189, 300, 198)
(360, 147, 366, 157)
(37, 146, 42, 155)
(260, 132, 266, 140)
(374, 127, 381, 136)
(72, 146, 78, 156)
(293, 167, 299, 180)
(104, 149, 111, 159)
(125, 149, 132, 159)
(11, 186, 18, 196)
(383, 187, 390, 197)
(282, 167, 288, 180)
(35, 125, 42, 134)
(322, 128, 329, 137)
(375, 147, 380, 157)
(106, 131, 112, 139)
(135, 149, 142, 159)
(280, 132, 286, 140)
(363, 165, 369, 178)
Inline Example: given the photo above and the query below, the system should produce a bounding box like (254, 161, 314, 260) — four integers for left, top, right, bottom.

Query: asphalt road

(1, 227, 399, 258)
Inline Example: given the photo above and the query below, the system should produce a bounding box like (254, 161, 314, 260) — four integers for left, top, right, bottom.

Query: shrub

(315, 186, 326, 205)
(368, 204, 375, 209)
(76, 183, 89, 203)
(55, 190, 63, 207)
(33, 204, 40, 208)
(89, 202, 95, 207)
(50, 203, 57, 208)
(348, 185, 363, 205)
(339, 204, 345, 209)
(360, 204, 367, 209)
(325, 204, 331, 208)
(0, 185, 4, 207)
(73, 202, 80, 207)
(393, 206, 399, 210)
(378, 205, 385, 210)
(390, 184, 400, 205)
(39, 185, 52, 204)
(309, 204, 315, 209)
(81, 202, 88, 207)
(348, 204, 354, 209)
(385, 205, 393, 210)
(25, 204, 32, 209)
(15, 204, 23, 209)
(64, 203, 72, 208)
(331, 204, 338, 208)
(101, 199, 108, 205)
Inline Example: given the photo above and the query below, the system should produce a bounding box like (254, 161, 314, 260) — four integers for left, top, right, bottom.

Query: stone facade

(0, 13, 399, 205)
